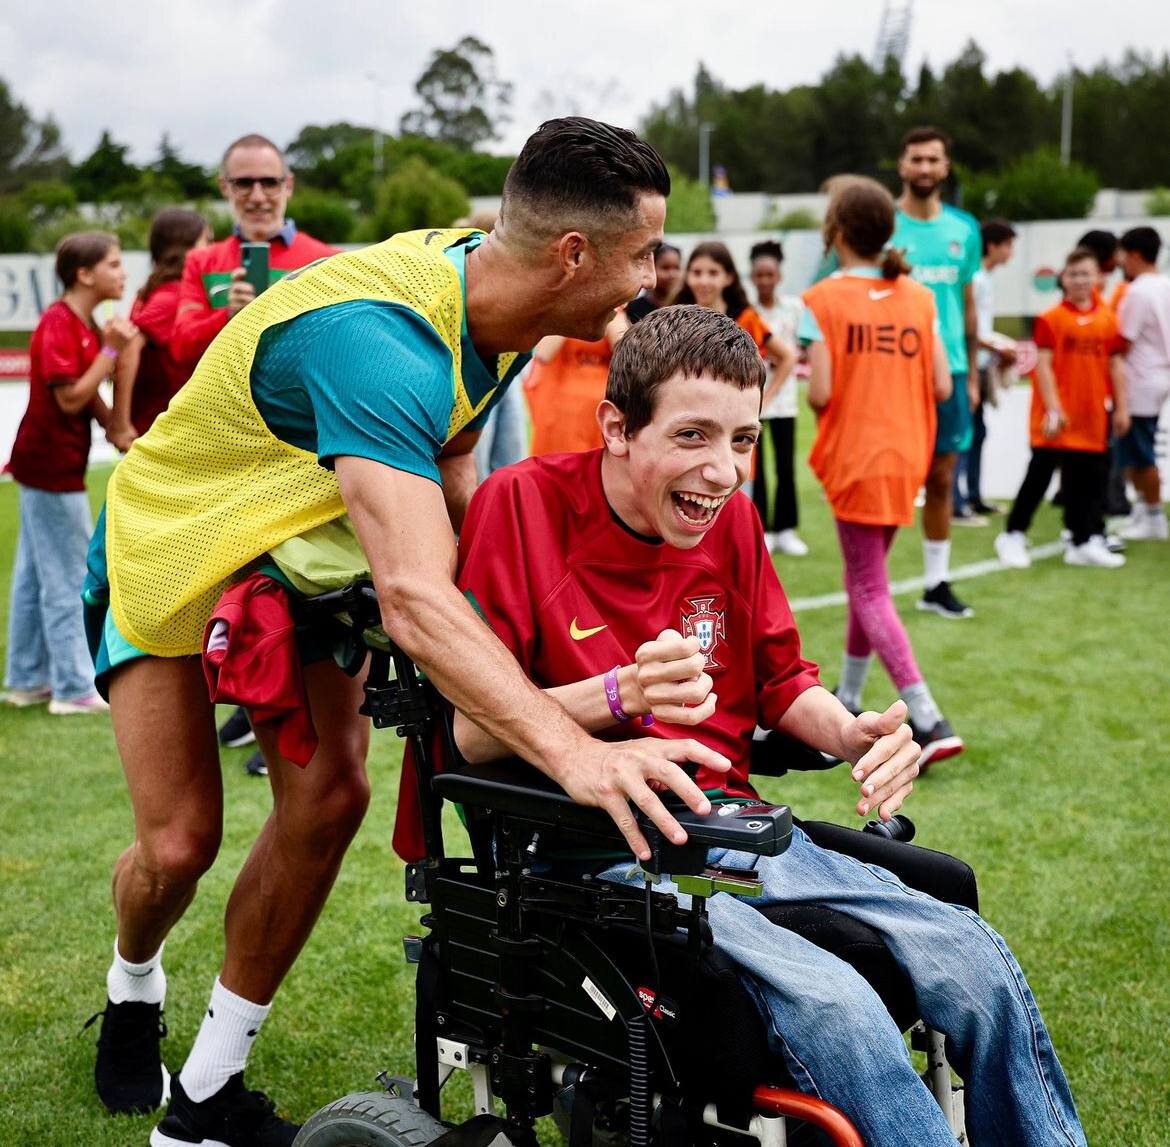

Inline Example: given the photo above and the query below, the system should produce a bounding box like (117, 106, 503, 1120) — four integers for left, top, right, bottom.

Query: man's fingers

(651, 736, 731, 774)
(599, 793, 652, 860)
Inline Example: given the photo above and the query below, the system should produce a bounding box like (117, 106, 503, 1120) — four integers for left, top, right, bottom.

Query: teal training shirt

(891, 205, 980, 374)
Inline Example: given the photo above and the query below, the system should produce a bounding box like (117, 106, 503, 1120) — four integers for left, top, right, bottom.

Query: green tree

(150, 134, 213, 199)
(399, 37, 512, 150)
(287, 188, 355, 243)
(974, 149, 1099, 221)
(0, 198, 33, 252)
(367, 156, 469, 240)
(0, 81, 69, 191)
(71, 131, 142, 203)
(663, 166, 715, 232)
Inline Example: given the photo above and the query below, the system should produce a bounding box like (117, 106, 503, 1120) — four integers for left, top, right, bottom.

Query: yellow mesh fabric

(107, 228, 500, 656)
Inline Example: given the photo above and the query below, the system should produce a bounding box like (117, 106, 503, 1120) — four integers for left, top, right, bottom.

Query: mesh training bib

(107, 228, 509, 656)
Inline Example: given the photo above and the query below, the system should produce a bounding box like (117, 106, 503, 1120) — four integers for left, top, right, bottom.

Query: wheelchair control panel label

(581, 976, 617, 1022)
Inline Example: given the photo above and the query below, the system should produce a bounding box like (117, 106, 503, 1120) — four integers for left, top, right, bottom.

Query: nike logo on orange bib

(868, 288, 894, 301)
(569, 618, 607, 640)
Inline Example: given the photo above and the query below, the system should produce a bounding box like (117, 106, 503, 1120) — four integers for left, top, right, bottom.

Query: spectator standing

(957, 218, 1018, 515)
(995, 248, 1129, 569)
(802, 179, 963, 766)
(626, 241, 683, 322)
(105, 208, 211, 449)
(1116, 226, 1170, 541)
(177, 134, 338, 768)
(748, 239, 807, 555)
(891, 127, 982, 617)
(3, 232, 136, 714)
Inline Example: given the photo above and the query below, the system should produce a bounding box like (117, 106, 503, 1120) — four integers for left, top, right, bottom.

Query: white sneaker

(995, 531, 1031, 569)
(48, 693, 110, 715)
(2, 685, 52, 707)
(1064, 535, 1126, 568)
(1118, 509, 1169, 541)
(773, 529, 809, 556)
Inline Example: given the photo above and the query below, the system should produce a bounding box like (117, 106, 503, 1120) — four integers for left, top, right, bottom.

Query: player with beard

(891, 127, 982, 619)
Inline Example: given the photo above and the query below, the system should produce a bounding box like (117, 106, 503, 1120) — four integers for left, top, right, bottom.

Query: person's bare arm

(52, 317, 136, 416)
(335, 456, 731, 858)
(760, 337, 797, 407)
(532, 335, 566, 363)
(964, 280, 978, 381)
(805, 340, 831, 411)
(437, 430, 481, 534)
(1035, 349, 1065, 437)
(604, 309, 630, 348)
(1110, 354, 1131, 437)
(106, 332, 144, 452)
(932, 335, 953, 403)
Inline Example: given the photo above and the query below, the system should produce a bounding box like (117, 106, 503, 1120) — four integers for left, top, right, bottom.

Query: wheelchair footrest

(675, 865, 764, 898)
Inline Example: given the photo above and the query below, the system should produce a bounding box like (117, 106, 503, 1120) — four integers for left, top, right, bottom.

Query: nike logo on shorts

(868, 288, 894, 301)
(569, 617, 607, 640)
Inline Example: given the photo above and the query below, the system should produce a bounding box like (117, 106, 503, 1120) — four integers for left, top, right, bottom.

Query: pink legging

(834, 519, 922, 691)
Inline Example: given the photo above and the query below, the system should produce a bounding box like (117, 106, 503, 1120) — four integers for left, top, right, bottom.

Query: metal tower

(873, 0, 914, 70)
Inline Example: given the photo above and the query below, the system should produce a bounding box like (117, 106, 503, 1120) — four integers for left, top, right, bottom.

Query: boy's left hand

(842, 700, 919, 820)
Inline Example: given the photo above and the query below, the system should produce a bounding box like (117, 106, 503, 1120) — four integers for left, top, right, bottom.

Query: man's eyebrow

(669, 415, 761, 434)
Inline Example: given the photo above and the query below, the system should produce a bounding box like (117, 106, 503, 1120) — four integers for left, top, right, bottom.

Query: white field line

(788, 540, 1066, 612)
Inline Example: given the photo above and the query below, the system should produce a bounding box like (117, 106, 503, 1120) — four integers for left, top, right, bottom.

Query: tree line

(2, 38, 1169, 254)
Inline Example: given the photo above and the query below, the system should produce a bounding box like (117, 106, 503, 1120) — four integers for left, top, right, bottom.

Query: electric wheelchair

(290, 583, 976, 1147)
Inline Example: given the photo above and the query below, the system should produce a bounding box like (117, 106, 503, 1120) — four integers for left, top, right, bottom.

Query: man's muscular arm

(437, 430, 481, 534)
(335, 456, 730, 859)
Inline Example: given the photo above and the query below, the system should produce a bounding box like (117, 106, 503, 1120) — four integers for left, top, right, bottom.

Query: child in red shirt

(995, 248, 1129, 569)
(4, 231, 137, 712)
(107, 208, 211, 446)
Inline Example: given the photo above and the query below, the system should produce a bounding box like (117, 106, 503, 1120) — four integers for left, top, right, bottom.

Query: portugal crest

(681, 596, 726, 670)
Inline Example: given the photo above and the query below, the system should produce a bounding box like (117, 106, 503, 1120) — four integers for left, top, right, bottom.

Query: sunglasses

(226, 176, 285, 194)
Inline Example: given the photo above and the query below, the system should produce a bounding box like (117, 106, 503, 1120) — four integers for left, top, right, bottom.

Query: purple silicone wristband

(100, 345, 119, 360)
(603, 666, 655, 727)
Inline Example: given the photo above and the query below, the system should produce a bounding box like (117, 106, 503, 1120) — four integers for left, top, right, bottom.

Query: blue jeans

(474, 383, 527, 479)
(598, 827, 1085, 1146)
(5, 484, 96, 701)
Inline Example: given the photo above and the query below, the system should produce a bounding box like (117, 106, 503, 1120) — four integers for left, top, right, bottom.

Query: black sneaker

(916, 581, 974, 620)
(910, 718, 965, 772)
(150, 1072, 298, 1147)
(86, 998, 170, 1114)
(244, 751, 268, 777)
(218, 707, 256, 748)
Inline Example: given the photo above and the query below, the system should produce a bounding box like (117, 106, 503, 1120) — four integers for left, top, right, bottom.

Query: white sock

(181, 978, 271, 1103)
(923, 539, 951, 590)
(901, 681, 942, 730)
(106, 939, 166, 1006)
(837, 655, 871, 712)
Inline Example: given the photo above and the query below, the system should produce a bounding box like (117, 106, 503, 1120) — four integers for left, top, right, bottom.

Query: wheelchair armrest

(433, 759, 793, 858)
(751, 729, 839, 777)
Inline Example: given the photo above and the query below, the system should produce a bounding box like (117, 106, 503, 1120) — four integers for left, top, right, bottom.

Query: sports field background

(0, 434, 1167, 1145)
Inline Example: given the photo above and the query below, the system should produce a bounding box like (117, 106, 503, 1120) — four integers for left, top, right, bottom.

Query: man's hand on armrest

(335, 455, 730, 859)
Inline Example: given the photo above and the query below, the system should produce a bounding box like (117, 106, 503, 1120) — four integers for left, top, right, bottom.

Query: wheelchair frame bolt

(496, 890, 508, 907)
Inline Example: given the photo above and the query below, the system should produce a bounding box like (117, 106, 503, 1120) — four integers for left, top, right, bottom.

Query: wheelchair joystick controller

(862, 813, 915, 842)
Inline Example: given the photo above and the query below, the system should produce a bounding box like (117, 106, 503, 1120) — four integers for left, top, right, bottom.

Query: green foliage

(663, 165, 715, 232)
(0, 196, 32, 252)
(16, 179, 76, 222)
(288, 188, 356, 244)
(150, 133, 213, 199)
(760, 207, 820, 231)
(399, 36, 512, 151)
(70, 130, 142, 203)
(1144, 187, 1170, 216)
(968, 148, 1099, 221)
(367, 157, 469, 240)
(27, 210, 94, 253)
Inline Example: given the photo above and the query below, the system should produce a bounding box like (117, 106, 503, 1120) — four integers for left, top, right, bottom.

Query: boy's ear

(597, 399, 630, 456)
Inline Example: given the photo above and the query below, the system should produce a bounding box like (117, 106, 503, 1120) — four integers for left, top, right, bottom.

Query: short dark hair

(1076, 230, 1117, 265)
(1120, 226, 1162, 264)
(500, 117, 670, 255)
(822, 177, 910, 280)
(1065, 246, 1100, 270)
(654, 242, 681, 264)
(981, 218, 1017, 253)
(56, 231, 119, 289)
(900, 125, 952, 156)
(749, 239, 784, 265)
(221, 133, 286, 173)
(673, 241, 751, 316)
(607, 305, 765, 436)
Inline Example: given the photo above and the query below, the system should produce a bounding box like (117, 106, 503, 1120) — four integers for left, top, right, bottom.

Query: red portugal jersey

(455, 449, 821, 797)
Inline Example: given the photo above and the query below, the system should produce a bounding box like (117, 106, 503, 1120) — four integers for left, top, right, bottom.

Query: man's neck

(896, 191, 941, 222)
(464, 238, 557, 356)
(237, 219, 286, 243)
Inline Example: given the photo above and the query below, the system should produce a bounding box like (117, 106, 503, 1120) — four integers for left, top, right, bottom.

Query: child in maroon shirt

(4, 231, 136, 712)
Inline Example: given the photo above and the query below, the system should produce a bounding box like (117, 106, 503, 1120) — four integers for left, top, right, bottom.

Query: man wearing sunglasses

(171, 133, 338, 372)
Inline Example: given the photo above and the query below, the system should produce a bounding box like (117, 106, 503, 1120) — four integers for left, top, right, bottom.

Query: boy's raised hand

(628, 628, 716, 726)
(842, 699, 920, 820)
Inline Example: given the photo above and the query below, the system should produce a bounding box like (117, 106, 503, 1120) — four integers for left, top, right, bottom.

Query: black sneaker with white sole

(86, 998, 170, 1114)
(218, 706, 256, 748)
(910, 718, 965, 771)
(916, 581, 974, 620)
(244, 751, 268, 777)
(150, 1072, 298, 1147)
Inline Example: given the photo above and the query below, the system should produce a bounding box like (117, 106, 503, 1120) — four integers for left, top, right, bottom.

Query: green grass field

(1, 450, 1167, 1146)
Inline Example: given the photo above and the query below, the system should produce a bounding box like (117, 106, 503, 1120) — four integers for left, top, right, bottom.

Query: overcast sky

(2, 0, 1166, 168)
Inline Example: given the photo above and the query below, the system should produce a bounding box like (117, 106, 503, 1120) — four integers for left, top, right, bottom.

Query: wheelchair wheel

(293, 1091, 446, 1146)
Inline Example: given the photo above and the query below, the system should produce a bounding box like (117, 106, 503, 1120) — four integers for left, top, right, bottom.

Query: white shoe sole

(915, 600, 974, 620)
(919, 737, 964, 769)
(221, 730, 257, 748)
(151, 1132, 229, 1147)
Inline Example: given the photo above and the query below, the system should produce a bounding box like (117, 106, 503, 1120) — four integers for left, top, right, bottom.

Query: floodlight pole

(1060, 56, 1074, 167)
(699, 122, 715, 188)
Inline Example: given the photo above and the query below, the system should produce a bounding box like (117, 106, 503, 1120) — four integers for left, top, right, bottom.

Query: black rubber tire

(293, 1091, 446, 1147)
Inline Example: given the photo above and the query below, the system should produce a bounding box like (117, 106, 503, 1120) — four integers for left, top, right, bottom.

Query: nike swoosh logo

(868, 288, 894, 300)
(1076, 316, 1093, 325)
(569, 618, 607, 640)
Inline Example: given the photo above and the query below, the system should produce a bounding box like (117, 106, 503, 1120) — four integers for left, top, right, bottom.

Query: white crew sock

(106, 939, 166, 1006)
(837, 655, 871, 712)
(180, 978, 271, 1103)
(922, 539, 951, 590)
(901, 681, 942, 730)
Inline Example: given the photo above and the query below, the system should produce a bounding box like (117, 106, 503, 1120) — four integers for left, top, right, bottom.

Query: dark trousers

(1006, 447, 1107, 545)
(752, 417, 798, 532)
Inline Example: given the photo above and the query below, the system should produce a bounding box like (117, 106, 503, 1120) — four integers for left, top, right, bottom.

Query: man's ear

(555, 231, 589, 278)
(597, 399, 630, 456)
